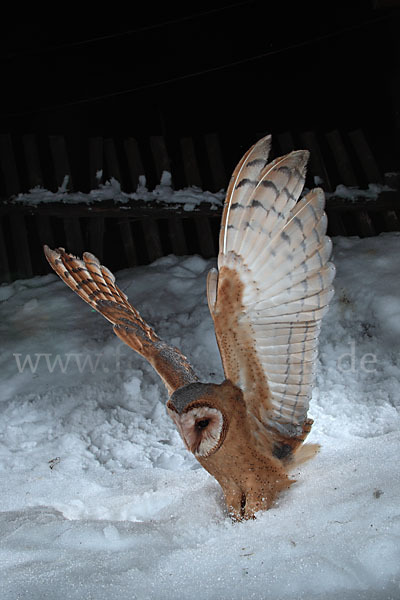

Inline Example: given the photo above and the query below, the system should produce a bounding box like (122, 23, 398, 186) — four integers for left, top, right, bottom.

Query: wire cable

(5, 1, 255, 60)
(3, 12, 394, 118)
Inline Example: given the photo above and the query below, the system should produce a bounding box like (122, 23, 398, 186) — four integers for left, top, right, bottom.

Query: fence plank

(195, 216, 215, 257)
(181, 137, 202, 187)
(326, 210, 347, 236)
(36, 214, 54, 248)
(204, 133, 226, 191)
(0, 134, 21, 196)
(168, 216, 188, 255)
(10, 213, 32, 278)
(119, 220, 137, 266)
(382, 175, 400, 231)
(150, 136, 171, 184)
(326, 130, 358, 186)
(354, 211, 376, 237)
(1, 187, 400, 283)
(104, 138, 123, 184)
(124, 138, 145, 190)
(277, 131, 295, 154)
(300, 131, 333, 191)
(348, 129, 382, 183)
(384, 172, 400, 189)
(49, 136, 73, 190)
(0, 221, 11, 282)
(142, 218, 163, 262)
(23, 134, 43, 189)
(89, 137, 103, 189)
(88, 217, 105, 260)
(383, 210, 400, 231)
(63, 217, 84, 255)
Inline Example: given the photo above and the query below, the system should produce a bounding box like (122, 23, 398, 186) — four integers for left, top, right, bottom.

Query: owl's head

(167, 381, 241, 457)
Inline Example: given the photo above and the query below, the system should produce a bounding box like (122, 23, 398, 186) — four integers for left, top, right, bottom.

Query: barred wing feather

(208, 140, 335, 438)
(44, 246, 198, 395)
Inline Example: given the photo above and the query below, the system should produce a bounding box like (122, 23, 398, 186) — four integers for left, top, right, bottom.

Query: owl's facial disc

(179, 406, 224, 457)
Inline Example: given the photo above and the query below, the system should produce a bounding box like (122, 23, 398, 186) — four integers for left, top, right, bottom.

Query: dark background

(1, 0, 399, 186)
(1, 1, 400, 282)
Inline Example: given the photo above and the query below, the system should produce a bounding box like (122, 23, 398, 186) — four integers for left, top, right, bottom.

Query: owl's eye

(196, 419, 210, 429)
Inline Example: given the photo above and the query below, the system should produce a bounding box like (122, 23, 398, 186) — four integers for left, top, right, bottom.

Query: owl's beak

(167, 409, 192, 452)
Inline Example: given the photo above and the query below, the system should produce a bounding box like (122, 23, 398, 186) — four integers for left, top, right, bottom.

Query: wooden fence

(0, 129, 399, 283)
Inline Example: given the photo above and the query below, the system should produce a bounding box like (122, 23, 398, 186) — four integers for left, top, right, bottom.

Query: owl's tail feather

(44, 246, 198, 394)
(290, 443, 320, 468)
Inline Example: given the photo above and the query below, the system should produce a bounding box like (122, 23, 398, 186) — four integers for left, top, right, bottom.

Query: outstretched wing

(44, 246, 198, 395)
(208, 136, 335, 439)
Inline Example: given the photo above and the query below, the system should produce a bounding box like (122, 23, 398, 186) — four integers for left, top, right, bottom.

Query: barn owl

(44, 135, 334, 520)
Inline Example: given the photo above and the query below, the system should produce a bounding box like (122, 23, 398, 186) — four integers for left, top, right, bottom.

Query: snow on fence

(0, 129, 399, 283)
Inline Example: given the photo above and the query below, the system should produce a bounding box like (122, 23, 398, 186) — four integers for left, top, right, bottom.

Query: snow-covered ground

(0, 233, 399, 600)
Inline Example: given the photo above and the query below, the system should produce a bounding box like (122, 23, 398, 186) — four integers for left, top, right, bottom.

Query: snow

(0, 234, 400, 600)
(9, 172, 225, 211)
(9, 172, 393, 209)
(328, 183, 393, 201)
